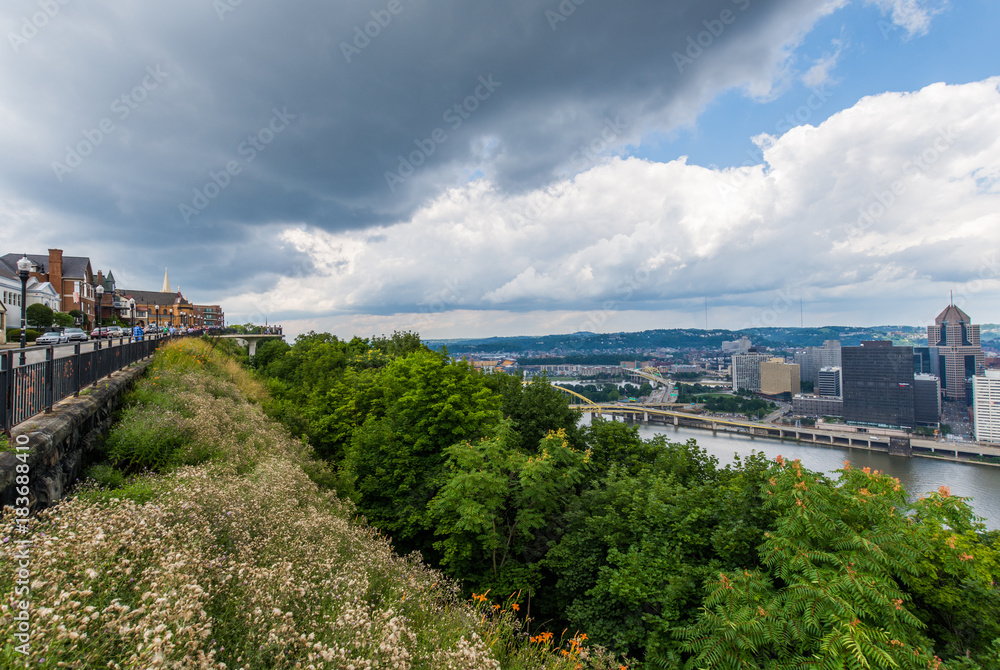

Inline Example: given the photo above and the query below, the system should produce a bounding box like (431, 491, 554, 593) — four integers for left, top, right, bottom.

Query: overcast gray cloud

(1, 0, 987, 337)
(1, 2, 835, 272)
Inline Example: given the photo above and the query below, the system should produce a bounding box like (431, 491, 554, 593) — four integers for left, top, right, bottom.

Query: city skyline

(1, 1, 998, 340)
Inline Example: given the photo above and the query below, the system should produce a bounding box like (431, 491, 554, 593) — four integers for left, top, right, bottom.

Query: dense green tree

(342, 350, 502, 554)
(26, 302, 54, 328)
(545, 434, 752, 659)
(429, 421, 587, 615)
(250, 337, 290, 370)
(52, 311, 74, 327)
(485, 374, 584, 452)
(905, 489, 1000, 665)
(675, 460, 1000, 670)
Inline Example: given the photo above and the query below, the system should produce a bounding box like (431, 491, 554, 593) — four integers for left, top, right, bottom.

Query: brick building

(0, 249, 97, 326)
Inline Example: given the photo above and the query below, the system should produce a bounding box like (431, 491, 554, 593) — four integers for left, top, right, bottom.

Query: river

(584, 417, 1000, 530)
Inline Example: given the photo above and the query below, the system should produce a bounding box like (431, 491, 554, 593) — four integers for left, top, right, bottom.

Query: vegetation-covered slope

(0, 339, 617, 670)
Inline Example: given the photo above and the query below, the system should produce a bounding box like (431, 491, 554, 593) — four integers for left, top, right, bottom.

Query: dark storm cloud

(3, 0, 833, 258)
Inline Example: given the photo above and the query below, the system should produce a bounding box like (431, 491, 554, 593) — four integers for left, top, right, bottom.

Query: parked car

(90, 326, 111, 338)
(106, 326, 125, 338)
(35, 330, 67, 345)
(63, 327, 89, 342)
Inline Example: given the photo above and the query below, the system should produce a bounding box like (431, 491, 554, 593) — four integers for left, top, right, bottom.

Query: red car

(90, 327, 111, 339)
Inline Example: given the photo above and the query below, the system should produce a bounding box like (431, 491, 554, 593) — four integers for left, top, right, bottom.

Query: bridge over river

(563, 400, 1000, 464)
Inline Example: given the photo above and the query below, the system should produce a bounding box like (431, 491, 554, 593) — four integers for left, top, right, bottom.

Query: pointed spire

(162, 268, 171, 293)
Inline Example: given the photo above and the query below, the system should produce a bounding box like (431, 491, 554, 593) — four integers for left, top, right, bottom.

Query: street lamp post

(16, 255, 31, 366)
(129, 298, 136, 338)
(154, 303, 159, 336)
(95, 284, 104, 351)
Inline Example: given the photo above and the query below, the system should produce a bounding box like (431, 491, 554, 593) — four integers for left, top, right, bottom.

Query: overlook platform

(216, 333, 284, 356)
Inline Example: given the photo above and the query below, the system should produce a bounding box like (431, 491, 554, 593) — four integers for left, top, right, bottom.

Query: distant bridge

(622, 366, 670, 387)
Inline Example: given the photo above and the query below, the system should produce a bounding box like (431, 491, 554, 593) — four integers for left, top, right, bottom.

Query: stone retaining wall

(0, 360, 151, 512)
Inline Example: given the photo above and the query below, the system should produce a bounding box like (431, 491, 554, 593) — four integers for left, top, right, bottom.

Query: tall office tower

(927, 303, 985, 404)
(760, 359, 801, 397)
(794, 340, 842, 385)
(913, 346, 941, 377)
(731, 351, 772, 392)
(973, 371, 1000, 444)
(913, 374, 942, 427)
(842, 341, 915, 429)
(817, 366, 842, 397)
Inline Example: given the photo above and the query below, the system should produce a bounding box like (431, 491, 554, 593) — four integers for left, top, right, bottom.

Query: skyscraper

(973, 371, 1000, 444)
(842, 341, 915, 429)
(732, 351, 772, 393)
(818, 366, 841, 397)
(760, 359, 800, 397)
(794, 340, 842, 385)
(913, 374, 941, 427)
(927, 302, 985, 404)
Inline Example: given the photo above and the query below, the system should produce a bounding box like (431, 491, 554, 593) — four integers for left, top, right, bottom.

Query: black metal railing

(1, 334, 175, 432)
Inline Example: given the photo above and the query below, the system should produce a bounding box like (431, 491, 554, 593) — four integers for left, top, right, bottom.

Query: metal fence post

(45, 346, 54, 413)
(73, 343, 81, 397)
(0, 351, 9, 433)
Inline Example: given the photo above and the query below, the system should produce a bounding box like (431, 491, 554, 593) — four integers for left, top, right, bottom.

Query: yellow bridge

(623, 366, 670, 387)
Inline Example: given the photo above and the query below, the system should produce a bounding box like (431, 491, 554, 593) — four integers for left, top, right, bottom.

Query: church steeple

(162, 268, 171, 293)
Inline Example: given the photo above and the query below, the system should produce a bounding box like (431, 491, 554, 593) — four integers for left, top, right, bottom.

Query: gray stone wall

(0, 360, 151, 512)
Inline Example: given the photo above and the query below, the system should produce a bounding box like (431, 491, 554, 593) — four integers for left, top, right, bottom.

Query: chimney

(48, 249, 64, 309)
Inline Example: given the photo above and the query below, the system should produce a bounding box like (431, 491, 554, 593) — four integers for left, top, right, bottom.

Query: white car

(35, 330, 67, 345)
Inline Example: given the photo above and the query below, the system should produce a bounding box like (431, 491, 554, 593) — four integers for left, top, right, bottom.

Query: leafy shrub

(125, 376, 192, 416)
(5, 327, 40, 342)
(84, 463, 126, 488)
(76, 476, 158, 505)
(104, 405, 194, 472)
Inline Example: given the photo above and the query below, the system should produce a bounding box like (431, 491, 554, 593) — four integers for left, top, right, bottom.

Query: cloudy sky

(2, 0, 998, 339)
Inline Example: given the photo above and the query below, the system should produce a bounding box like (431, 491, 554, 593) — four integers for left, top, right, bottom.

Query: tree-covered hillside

(427, 325, 931, 356)
(253, 331, 1000, 669)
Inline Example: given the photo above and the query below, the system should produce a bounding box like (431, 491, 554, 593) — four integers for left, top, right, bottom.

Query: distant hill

(426, 326, 932, 357)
